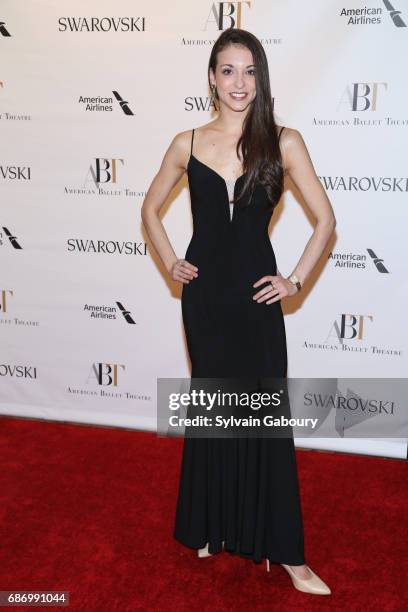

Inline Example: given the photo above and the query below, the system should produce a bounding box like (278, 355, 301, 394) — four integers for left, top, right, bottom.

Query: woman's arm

(280, 128, 336, 288)
(141, 131, 198, 284)
(253, 128, 336, 303)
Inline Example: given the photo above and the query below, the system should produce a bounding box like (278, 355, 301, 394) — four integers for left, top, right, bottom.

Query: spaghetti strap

(278, 126, 285, 142)
(190, 128, 195, 157)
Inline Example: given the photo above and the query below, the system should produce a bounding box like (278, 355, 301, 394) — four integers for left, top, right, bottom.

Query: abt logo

(0, 289, 13, 313)
(204, 1, 251, 30)
(0, 21, 11, 36)
(85, 158, 124, 186)
(88, 363, 125, 386)
(327, 314, 373, 344)
(339, 83, 388, 111)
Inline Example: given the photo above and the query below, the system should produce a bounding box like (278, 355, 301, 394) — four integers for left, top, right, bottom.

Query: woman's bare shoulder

(165, 129, 196, 171)
(169, 123, 214, 154)
(170, 128, 194, 152)
(169, 122, 218, 166)
(277, 126, 307, 173)
(278, 126, 305, 147)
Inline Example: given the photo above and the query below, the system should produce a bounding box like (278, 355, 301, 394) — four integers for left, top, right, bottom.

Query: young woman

(141, 28, 336, 595)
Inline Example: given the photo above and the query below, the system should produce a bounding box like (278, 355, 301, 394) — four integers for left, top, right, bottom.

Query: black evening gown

(173, 126, 305, 566)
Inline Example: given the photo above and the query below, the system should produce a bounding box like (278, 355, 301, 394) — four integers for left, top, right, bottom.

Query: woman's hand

(170, 258, 198, 284)
(252, 271, 298, 304)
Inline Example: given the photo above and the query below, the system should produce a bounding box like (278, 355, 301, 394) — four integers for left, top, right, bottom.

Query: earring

(211, 85, 218, 110)
(210, 83, 218, 108)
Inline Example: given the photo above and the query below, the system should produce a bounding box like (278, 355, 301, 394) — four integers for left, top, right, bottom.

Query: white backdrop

(1, 1, 407, 458)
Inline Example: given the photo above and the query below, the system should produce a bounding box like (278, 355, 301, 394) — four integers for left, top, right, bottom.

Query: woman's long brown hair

(208, 28, 284, 209)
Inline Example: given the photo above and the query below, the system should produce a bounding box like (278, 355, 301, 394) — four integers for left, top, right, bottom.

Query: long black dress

(173, 126, 305, 566)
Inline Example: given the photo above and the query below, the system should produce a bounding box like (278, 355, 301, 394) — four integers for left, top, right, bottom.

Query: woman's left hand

(252, 271, 298, 304)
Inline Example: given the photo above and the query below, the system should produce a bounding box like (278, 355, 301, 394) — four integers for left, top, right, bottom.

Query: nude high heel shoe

(197, 541, 225, 558)
(266, 559, 331, 595)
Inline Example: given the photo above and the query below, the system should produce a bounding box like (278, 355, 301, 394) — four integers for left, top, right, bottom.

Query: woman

(141, 28, 336, 595)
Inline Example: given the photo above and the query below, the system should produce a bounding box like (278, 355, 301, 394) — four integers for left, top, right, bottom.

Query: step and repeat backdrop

(1, 1, 407, 458)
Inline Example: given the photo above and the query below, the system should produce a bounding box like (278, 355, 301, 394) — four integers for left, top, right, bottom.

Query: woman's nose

(234, 72, 245, 88)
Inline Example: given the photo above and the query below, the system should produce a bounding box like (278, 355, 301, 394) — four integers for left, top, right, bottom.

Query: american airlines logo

(0, 21, 11, 36)
(84, 301, 136, 324)
(116, 302, 136, 323)
(0, 227, 23, 249)
(383, 0, 407, 27)
(340, 1, 407, 28)
(113, 91, 133, 115)
(329, 249, 390, 273)
(78, 91, 134, 115)
(366, 249, 389, 273)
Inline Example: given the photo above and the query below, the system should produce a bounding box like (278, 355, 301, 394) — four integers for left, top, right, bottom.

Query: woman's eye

(221, 68, 256, 76)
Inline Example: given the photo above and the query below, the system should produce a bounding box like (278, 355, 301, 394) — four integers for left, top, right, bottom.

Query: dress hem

(173, 534, 306, 566)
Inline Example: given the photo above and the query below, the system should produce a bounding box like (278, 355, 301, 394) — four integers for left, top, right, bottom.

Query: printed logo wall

(1, 1, 407, 458)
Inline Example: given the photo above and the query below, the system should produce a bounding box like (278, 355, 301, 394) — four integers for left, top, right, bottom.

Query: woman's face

(210, 44, 256, 112)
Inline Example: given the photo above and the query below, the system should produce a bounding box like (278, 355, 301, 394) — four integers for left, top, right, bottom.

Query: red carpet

(0, 416, 406, 611)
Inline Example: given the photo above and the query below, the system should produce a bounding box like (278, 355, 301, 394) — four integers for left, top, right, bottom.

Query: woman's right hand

(170, 258, 198, 284)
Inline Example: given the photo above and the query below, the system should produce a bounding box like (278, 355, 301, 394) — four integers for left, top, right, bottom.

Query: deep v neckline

(188, 154, 246, 185)
(188, 154, 246, 223)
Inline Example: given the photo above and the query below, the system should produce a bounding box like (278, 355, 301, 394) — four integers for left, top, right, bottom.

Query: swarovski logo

(318, 176, 407, 192)
(0, 166, 31, 180)
(58, 17, 145, 32)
